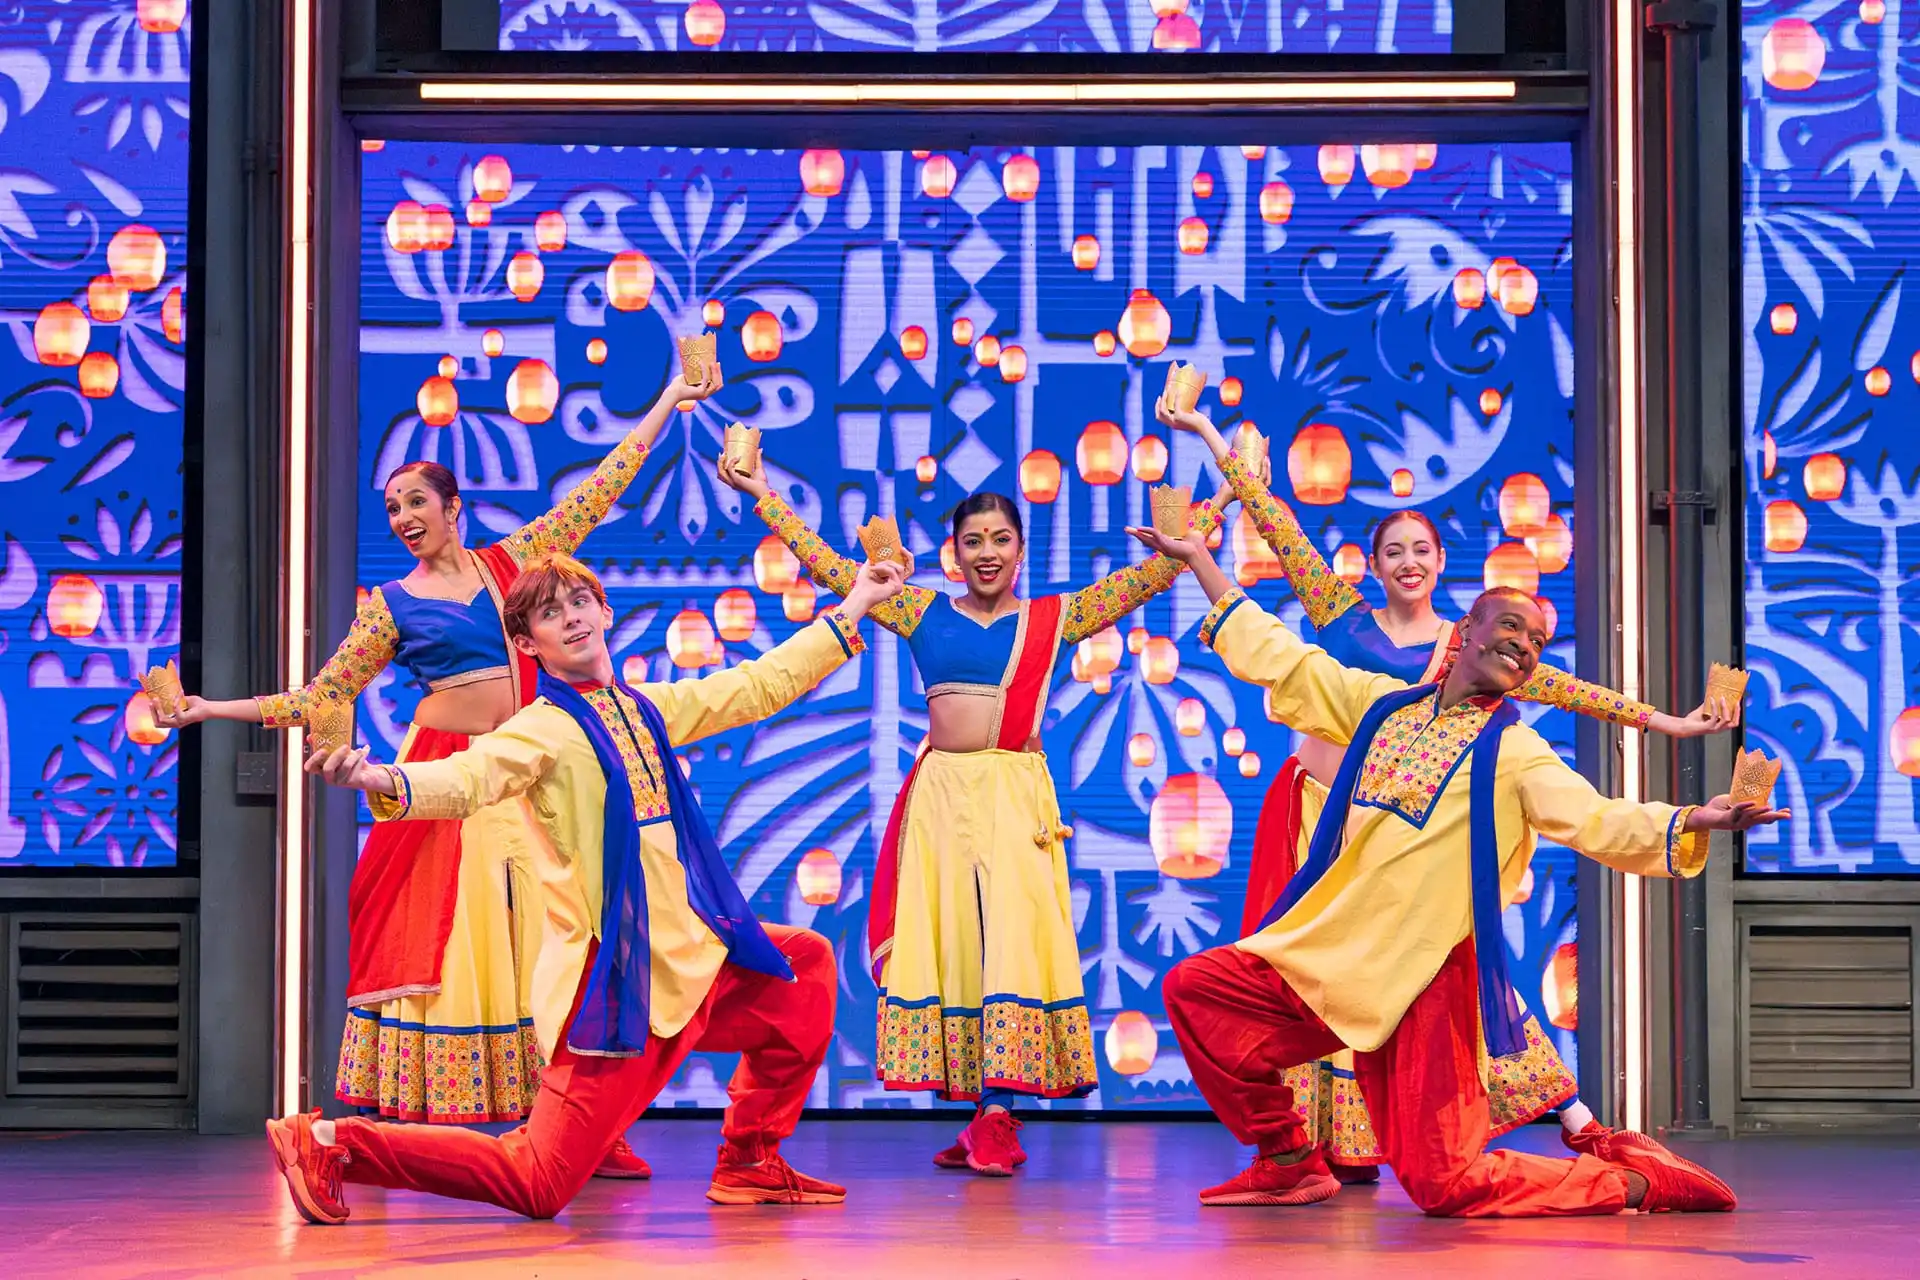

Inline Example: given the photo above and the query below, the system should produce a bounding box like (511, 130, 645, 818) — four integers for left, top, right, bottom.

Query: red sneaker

(706, 1144, 846, 1205)
(959, 1110, 1026, 1177)
(265, 1110, 351, 1225)
(593, 1136, 652, 1180)
(1564, 1123, 1736, 1213)
(933, 1138, 970, 1169)
(1199, 1146, 1341, 1207)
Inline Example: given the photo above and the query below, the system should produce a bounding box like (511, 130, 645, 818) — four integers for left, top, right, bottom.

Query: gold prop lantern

(1161, 362, 1207, 415)
(723, 423, 762, 475)
(305, 695, 354, 757)
(138, 661, 184, 720)
(1706, 662, 1750, 718)
(678, 332, 718, 385)
(1730, 748, 1782, 810)
(1150, 485, 1193, 538)
(857, 516, 915, 575)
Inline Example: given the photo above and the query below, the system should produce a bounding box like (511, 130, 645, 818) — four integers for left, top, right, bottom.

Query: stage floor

(0, 1118, 1909, 1279)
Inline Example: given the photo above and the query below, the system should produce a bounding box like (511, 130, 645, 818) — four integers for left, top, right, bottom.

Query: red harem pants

(334, 925, 835, 1220)
(1165, 938, 1631, 1218)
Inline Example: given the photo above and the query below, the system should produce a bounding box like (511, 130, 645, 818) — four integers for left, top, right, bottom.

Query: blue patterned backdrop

(0, 1, 187, 871)
(358, 138, 1582, 1107)
(498, 0, 1453, 54)
(1741, 2, 1920, 874)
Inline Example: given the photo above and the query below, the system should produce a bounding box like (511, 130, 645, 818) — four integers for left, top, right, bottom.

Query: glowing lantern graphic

(975, 335, 1002, 367)
(1866, 366, 1891, 396)
(1332, 544, 1367, 585)
(1804, 453, 1845, 501)
(1764, 499, 1808, 552)
(108, 225, 165, 291)
(1391, 468, 1415, 498)
(1131, 435, 1169, 483)
(1415, 143, 1437, 169)
(684, 0, 725, 44)
(1178, 217, 1209, 255)
(438, 355, 459, 379)
(138, 0, 186, 33)
(915, 455, 938, 484)
(1498, 264, 1539, 316)
(912, 151, 929, 159)
(1862, 0, 1886, 21)
(1913, 351, 1920, 384)
(1361, 144, 1416, 188)
(362, 139, 385, 153)
(742, 310, 783, 362)
(48, 574, 104, 638)
(1498, 473, 1552, 537)
(606, 251, 656, 311)
(1191, 171, 1214, 199)
(1152, 13, 1201, 49)
(999, 345, 1029, 383)
(1020, 450, 1063, 503)
(1142, 636, 1180, 686)
(1219, 376, 1243, 407)
(507, 252, 544, 302)
(1223, 727, 1246, 757)
(1453, 268, 1487, 309)
(1105, 1011, 1159, 1075)
(1484, 542, 1541, 595)
(421, 205, 455, 251)
(534, 210, 568, 252)
(507, 359, 558, 425)
(800, 150, 844, 197)
(703, 299, 726, 328)
(1542, 943, 1578, 1031)
(1073, 235, 1101, 270)
(1479, 388, 1504, 417)
(1770, 303, 1797, 334)
(163, 287, 184, 343)
(1287, 425, 1352, 506)
(1232, 510, 1285, 587)
(1891, 708, 1920, 777)
(753, 535, 801, 592)
(1762, 19, 1825, 91)
(1149, 773, 1232, 879)
(714, 588, 757, 642)
(921, 155, 957, 198)
(1128, 734, 1156, 768)
(1259, 181, 1294, 225)
(386, 202, 428, 253)
(1535, 596, 1559, 639)
(783, 583, 816, 623)
(1002, 153, 1040, 201)
(901, 326, 929, 361)
(473, 155, 513, 203)
(1242, 145, 1267, 160)
(88, 276, 128, 323)
(1118, 289, 1171, 358)
(1077, 421, 1127, 485)
(34, 302, 89, 366)
(126, 692, 168, 746)
(580, 338, 606, 366)
(1525, 513, 1573, 574)
(1318, 145, 1355, 185)
(1175, 698, 1205, 737)
(1762, 430, 1777, 479)
(1093, 330, 1117, 357)
(1239, 752, 1262, 779)
(1488, 257, 1519, 292)
(417, 375, 458, 426)
(1077, 628, 1124, 685)
(796, 849, 842, 906)
(483, 328, 505, 357)
(78, 351, 118, 399)
(941, 537, 963, 582)
(951, 317, 975, 347)
(466, 200, 492, 227)
(667, 609, 715, 669)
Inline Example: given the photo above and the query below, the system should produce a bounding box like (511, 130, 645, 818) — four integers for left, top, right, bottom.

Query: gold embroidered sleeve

(256, 587, 399, 729)
(1060, 498, 1223, 644)
(753, 492, 934, 637)
(1222, 448, 1364, 629)
(502, 429, 651, 566)
(1517, 663, 1655, 730)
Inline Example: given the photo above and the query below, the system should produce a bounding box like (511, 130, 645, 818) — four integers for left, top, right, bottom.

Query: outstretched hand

(717, 448, 771, 501)
(151, 694, 211, 729)
(841, 559, 907, 621)
(1652, 699, 1742, 739)
(304, 744, 397, 796)
(1125, 524, 1207, 564)
(666, 358, 725, 406)
(1684, 794, 1791, 833)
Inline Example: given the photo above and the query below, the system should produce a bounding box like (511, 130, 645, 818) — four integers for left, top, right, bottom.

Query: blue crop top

(383, 582, 514, 690)
(906, 595, 1025, 691)
(1306, 609, 1448, 685)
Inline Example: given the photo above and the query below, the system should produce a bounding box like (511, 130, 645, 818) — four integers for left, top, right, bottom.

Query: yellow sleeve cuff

(1199, 589, 1250, 649)
(366, 765, 412, 822)
(821, 608, 866, 658)
(1668, 807, 1708, 878)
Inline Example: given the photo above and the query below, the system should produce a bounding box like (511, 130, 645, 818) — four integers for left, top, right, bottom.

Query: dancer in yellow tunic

(720, 451, 1228, 1176)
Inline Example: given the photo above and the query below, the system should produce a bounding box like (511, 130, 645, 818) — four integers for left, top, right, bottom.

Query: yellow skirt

(335, 727, 546, 1124)
(875, 749, 1098, 1102)
(1278, 772, 1578, 1164)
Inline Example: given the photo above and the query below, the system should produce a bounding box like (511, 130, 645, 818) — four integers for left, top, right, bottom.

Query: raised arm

(354, 704, 569, 822)
(1507, 728, 1702, 878)
(750, 492, 934, 637)
(1199, 587, 1407, 747)
(1217, 447, 1365, 629)
(1060, 498, 1225, 644)
(251, 587, 401, 728)
(637, 610, 867, 747)
(1516, 662, 1655, 730)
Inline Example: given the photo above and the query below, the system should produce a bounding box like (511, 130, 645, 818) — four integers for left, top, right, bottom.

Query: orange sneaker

(1565, 1123, 1736, 1212)
(593, 1136, 652, 1180)
(1199, 1146, 1340, 1207)
(705, 1144, 846, 1205)
(265, 1110, 351, 1225)
(959, 1110, 1025, 1177)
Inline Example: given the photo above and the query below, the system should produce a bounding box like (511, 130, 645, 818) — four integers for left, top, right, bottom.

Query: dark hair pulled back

(386, 460, 460, 507)
(951, 492, 1025, 543)
(1369, 508, 1441, 559)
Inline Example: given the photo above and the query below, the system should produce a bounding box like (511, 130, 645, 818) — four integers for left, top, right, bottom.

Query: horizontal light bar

(418, 79, 1519, 106)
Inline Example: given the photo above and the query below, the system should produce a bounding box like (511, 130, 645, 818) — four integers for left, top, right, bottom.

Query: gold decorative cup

(1729, 747, 1782, 809)
(305, 695, 354, 757)
(138, 660, 183, 720)
(1705, 662, 1749, 718)
(1232, 421, 1269, 471)
(1162, 362, 1207, 415)
(678, 332, 717, 385)
(1151, 484, 1194, 537)
(857, 515, 914, 574)
(723, 422, 762, 474)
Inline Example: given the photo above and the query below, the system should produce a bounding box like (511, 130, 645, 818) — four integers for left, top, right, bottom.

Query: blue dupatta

(537, 672, 793, 1057)
(1257, 682, 1530, 1059)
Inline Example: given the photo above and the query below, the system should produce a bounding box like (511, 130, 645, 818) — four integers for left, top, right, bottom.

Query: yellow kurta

(371, 612, 863, 1062)
(1199, 589, 1704, 1053)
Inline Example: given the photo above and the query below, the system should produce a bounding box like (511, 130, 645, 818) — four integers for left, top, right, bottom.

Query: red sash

(345, 543, 535, 1007)
(1241, 755, 1308, 938)
(868, 595, 1065, 983)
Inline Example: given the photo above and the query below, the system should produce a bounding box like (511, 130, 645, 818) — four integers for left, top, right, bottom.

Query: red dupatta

(867, 595, 1066, 984)
(345, 542, 540, 1007)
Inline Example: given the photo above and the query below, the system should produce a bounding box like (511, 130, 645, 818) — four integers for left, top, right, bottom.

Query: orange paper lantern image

(1415, 143, 1437, 170)
(1803, 453, 1845, 501)
(1865, 366, 1891, 396)
(1093, 330, 1117, 357)
(88, 276, 129, 323)
(1141, 636, 1180, 686)
(1149, 773, 1232, 879)
(1318, 144, 1355, 185)
(754, 535, 801, 592)
(940, 537, 963, 582)
(1534, 595, 1559, 639)
(1259, 180, 1294, 225)
(534, 209, 568, 252)
(1391, 468, 1415, 498)
(1542, 942, 1578, 1031)
(1453, 267, 1487, 309)
(48, 574, 104, 638)
(1178, 216, 1209, 255)
(472, 154, 513, 203)
(1131, 435, 1169, 483)
(1151, 12, 1200, 49)
(1222, 727, 1246, 757)
(507, 359, 559, 425)
(714, 588, 757, 642)
(800, 149, 845, 197)
(108, 225, 166, 291)
(125, 690, 169, 746)
(1175, 697, 1205, 737)
(1762, 18, 1825, 91)
(1002, 153, 1041, 202)
(422, 204, 455, 252)
(901, 325, 929, 360)
(1219, 376, 1243, 406)
(999, 345, 1028, 383)
(1483, 542, 1541, 595)
(1191, 171, 1214, 199)
(1242, 145, 1267, 160)
(586, 338, 608, 365)
(1499, 473, 1552, 537)
(386, 201, 428, 253)
(1020, 449, 1063, 503)
(417, 375, 458, 426)
(1497, 264, 1539, 316)
(34, 301, 89, 366)
(796, 849, 842, 906)
(1762, 430, 1777, 479)
(974, 334, 1001, 367)
(1073, 235, 1101, 270)
(78, 351, 118, 399)
(163, 286, 184, 343)
(1479, 388, 1503, 417)
(783, 583, 816, 623)
(742, 310, 783, 362)
(921, 155, 958, 198)
(507, 252, 544, 302)
(1287, 424, 1351, 505)
(1232, 510, 1285, 587)
(1770, 302, 1797, 334)
(1077, 421, 1127, 485)
(1361, 144, 1416, 188)
(438, 355, 459, 378)
(1525, 513, 1573, 574)
(951, 316, 975, 347)
(667, 609, 716, 669)
(1332, 544, 1366, 585)
(1128, 733, 1156, 768)
(1238, 751, 1262, 779)
(1764, 499, 1808, 552)
(1862, 0, 1887, 22)
(1104, 1010, 1159, 1075)
(466, 200, 493, 227)
(483, 328, 505, 357)
(684, 0, 726, 45)
(137, 0, 186, 33)
(1119, 289, 1171, 358)
(1891, 707, 1920, 778)
(606, 250, 656, 311)
(704, 299, 725, 327)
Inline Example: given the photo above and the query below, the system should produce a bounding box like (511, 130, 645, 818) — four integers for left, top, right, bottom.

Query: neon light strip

(416, 79, 1520, 106)
(280, 0, 315, 1120)
(1612, 0, 1648, 1136)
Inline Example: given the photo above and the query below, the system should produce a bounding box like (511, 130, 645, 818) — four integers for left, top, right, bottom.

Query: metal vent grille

(5, 915, 193, 1099)
(1740, 923, 1916, 1101)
